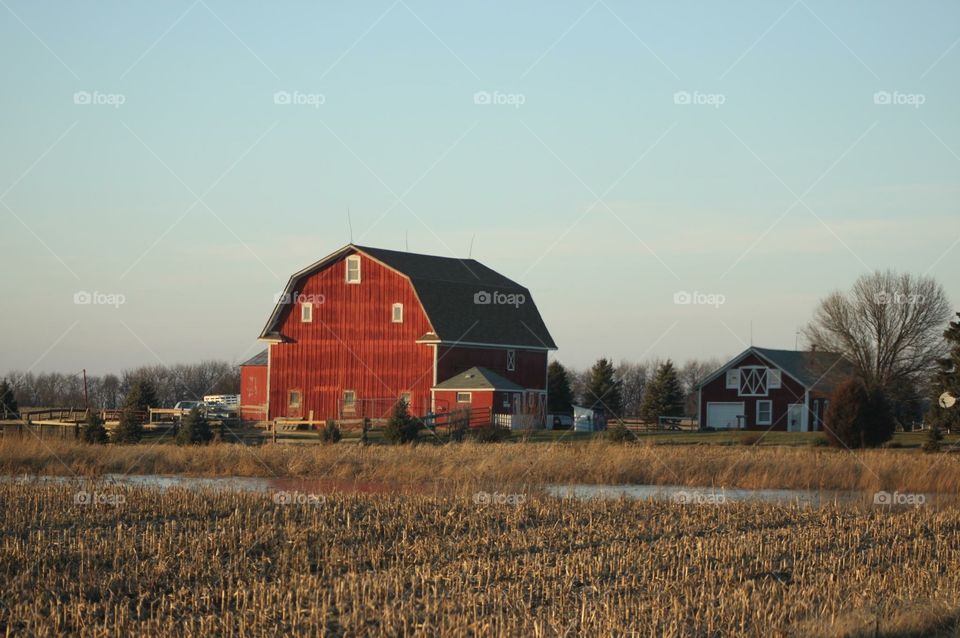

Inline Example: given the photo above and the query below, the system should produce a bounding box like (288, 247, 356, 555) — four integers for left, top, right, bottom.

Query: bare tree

(803, 270, 951, 390)
(617, 361, 649, 416)
(679, 358, 723, 415)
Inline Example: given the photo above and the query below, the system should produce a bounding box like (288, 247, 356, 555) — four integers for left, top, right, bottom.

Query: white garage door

(707, 402, 745, 429)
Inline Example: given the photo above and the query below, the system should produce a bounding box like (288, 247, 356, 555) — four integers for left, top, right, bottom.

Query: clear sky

(1, 0, 958, 375)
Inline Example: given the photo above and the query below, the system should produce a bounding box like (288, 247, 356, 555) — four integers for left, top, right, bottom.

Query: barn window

(301, 302, 313, 323)
(456, 392, 472, 403)
(725, 369, 739, 389)
(756, 400, 772, 425)
(506, 349, 516, 372)
(342, 390, 356, 414)
(767, 369, 782, 389)
(288, 390, 302, 409)
(345, 256, 361, 283)
(392, 303, 403, 323)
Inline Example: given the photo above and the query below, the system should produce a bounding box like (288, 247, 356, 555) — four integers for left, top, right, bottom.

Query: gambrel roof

(259, 244, 557, 350)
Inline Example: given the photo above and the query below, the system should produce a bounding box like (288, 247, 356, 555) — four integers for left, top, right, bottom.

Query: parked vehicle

(174, 401, 202, 412)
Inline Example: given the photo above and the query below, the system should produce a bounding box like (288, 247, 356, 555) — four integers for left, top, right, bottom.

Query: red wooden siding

(433, 389, 519, 414)
(436, 346, 547, 390)
(699, 353, 809, 431)
(239, 364, 268, 421)
(268, 252, 435, 421)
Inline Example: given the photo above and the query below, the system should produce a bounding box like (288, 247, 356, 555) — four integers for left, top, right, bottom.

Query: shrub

(175, 407, 212, 445)
(320, 420, 342, 444)
(923, 424, 945, 453)
(605, 422, 634, 443)
(824, 378, 896, 449)
(739, 433, 762, 446)
(384, 400, 421, 445)
(112, 408, 144, 444)
(468, 424, 509, 443)
(81, 411, 108, 444)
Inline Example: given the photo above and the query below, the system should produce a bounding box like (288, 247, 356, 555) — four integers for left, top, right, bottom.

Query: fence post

(362, 418, 370, 446)
(272, 420, 277, 444)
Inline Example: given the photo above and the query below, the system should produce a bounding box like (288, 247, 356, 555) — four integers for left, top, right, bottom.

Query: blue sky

(1, 0, 958, 374)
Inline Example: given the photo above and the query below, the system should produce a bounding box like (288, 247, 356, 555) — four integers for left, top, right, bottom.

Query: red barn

(257, 244, 557, 424)
(697, 347, 851, 431)
(239, 350, 268, 421)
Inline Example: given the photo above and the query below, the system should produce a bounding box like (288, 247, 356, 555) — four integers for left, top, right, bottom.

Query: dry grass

(2, 438, 960, 493)
(1, 482, 959, 637)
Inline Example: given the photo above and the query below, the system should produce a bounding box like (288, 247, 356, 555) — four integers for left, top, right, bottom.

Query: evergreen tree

(81, 411, 109, 444)
(384, 400, 421, 444)
(547, 361, 574, 414)
(0, 378, 18, 419)
(176, 406, 212, 445)
(824, 378, 895, 449)
(123, 378, 159, 414)
(639, 360, 685, 426)
(930, 312, 960, 433)
(112, 408, 144, 444)
(583, 358, 623, 416)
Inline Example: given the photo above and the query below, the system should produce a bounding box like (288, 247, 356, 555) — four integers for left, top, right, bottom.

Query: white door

(707, 402, 745, 429)
(787, 404, 804, 432)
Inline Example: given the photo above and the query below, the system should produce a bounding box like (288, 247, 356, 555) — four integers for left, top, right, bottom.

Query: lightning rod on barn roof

(468, 234, 475, 259)
(347, 207, 353, 243)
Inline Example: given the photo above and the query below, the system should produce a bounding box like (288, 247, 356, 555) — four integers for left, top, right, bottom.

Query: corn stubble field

(2, 483, 960, 637)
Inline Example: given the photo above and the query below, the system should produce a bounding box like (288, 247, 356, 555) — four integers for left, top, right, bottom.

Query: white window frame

(345, 255, 361, 283)
(506, 349, 516, 372)
(739, 366, 769, 397)
(725, 369, 740, 389)
(342, 390, 356, 414)
(288, 390, 302, 408)
(456, 392, 472, 403)
(767, 369, 782, 389)
(301, 302, 313, 323)
(756, 400, 773, 426)
(392, 303, 403, 323)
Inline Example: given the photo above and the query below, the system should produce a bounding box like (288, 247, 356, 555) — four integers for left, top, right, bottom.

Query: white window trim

(342, 390, 357, 413)
(725, 369, 740, 390)
(456, 392, 472, 403)
(739, 366, 769, 397)
(288, 390, 302, 408)
(756, 400, 773, 426)
(301, 302, 313, 323)
(345, 255, 361, 283)
(506, 349, 516, 372)
(768, 369, 782, 389)
(392, 303, 403, 323)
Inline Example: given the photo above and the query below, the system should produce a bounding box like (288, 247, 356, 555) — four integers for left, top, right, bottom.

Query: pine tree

(176, 406, 212, 445)
(824, 378, 895, 449)
(123, 378, 158, 414)
(81, 411, 109, 444)
(384, 400, 420, 444)
(930, 312, 960, 433)
(584, 358, 622, 416)
(547, 361, 574, 414)
(0, 378, 18, 419)
(112, 408, 144, 444)
(639, 360, 685, 426)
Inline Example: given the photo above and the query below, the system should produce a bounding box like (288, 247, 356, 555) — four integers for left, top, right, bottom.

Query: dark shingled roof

(752, 347, 852, 392)
(240, 350, 268, 366)
(260, 245, 556, 350)
(433, 367, 525, 391)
